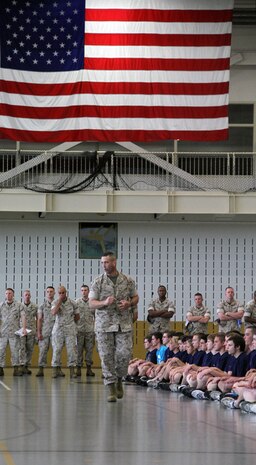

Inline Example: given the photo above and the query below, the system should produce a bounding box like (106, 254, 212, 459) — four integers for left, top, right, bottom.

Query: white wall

(0, 220, 255, 323)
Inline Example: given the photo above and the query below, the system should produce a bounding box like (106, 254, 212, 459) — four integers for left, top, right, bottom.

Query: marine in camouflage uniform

(186, 292, 211, 335)
(244, 291, 256, 328)
(89, 252, 139, 402)
(76, 285, 95, 377)
(51, 286, 80, 378)
(19, 290, 38, 374)
(216, 286, 244, 333)
(0, 288, 26, 376)
(36, 286, 56, 377)
(147, 285, 175, 333)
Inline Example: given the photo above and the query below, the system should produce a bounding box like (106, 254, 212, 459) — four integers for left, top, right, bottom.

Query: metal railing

(0, 149, 255, 193)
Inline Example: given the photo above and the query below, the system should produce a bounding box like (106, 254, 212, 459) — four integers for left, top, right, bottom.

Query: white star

(39, 3, 44, 7)
(5, 8, 10, 13)
(39, 35, 45, 41)
(6, 24, 11, 29)
(73, 9, 78, 15)
(33, 27, 38, 32)
(73, 58, 78, 63)
(19, 42, 25, 47)
(26, 50, 31, 56)
(25, 2, 31, 7)
(32, 11, 38, 16)
(40, 51, 45, 56)
(13, 48, 18, 54)
(33, 59, 38, 64)
(73, 25, 78, 31)
(19, 26, 24, 31)
(12, 16, 18, 22)
(7, 40, 12, 45)
(46, 11, 51, 16)
(46, 27, 51, 32)
(53, 51, 59, 56)
(7, 56, 12, 61)
(33, 43, 38, 49)
(60, 27, 65, 32)
(13, 33, 18, 38)
(46, 43, 52, 49)
(60, 58, 65, 64)
(53, 35, 58, 40)
(60, 43, 65, 48)
(73, 41, 78, 47)
(46, 59, 52, 64)
(26, 34, 31, 40)
(67, 2, 71, 7)
(66, 50, 71, 56)
(39, 19, 45, 24)
(66, 34, 72, 40)
(66, 18, 72, 23)
(53, 18, 58, 24)
(20, 57, 25, 63)
(26, 18, 31, 23)
(53, 2, 58, 7)
(19, 9, 24, 14)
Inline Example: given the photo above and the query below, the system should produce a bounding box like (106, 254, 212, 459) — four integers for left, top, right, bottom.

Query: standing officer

(51, 286, 80, 379)
(75, 285, 95, 377)
(89, 252, 139, 402)
(36, 286, 56, 377)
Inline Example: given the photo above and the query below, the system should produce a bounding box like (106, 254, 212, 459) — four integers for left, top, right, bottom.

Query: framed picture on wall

(79, 223, 118, 259)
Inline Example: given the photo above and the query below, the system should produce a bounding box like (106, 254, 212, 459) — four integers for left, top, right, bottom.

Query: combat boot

(86, 366, 95, 377)
(0, 367, 4, 376)
(57, 367, 65, 377)
(52, 367, 58, 378)
(76, 366, 82, 377)
(70, 367, 77, 379)
(116, 378, 124, 399)
(36, 367, 44, 377)
(107, 383, 117, 402)
(23, 365, 32, 375)
(13, 366, 23, 376)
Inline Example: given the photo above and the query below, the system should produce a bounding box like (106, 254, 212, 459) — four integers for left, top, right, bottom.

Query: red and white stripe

(0, 0, 234, 143)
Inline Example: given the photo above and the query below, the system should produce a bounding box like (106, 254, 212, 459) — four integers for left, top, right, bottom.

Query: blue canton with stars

(0, 0, 85, 72)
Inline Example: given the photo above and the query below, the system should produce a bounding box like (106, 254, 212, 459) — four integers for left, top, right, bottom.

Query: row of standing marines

(1, 251, 256, 402)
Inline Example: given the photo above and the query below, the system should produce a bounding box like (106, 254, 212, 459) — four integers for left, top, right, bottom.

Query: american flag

(0, 0, 234, 143)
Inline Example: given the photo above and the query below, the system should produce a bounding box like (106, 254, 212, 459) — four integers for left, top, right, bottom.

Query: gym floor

(0, 368, 256, 465)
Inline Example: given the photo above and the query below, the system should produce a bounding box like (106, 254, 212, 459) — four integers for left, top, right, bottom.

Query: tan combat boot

(23, 366, 32, 375)
(36, 367, 44, 377)
(86, 366, 95, 377)
(57, 367, 65, 377)
(70, 367, 77, 379)
(76, 366, 82, 377)
(52, 367, 58, 378)
(116, 378, 124, 399)
(13, 366, 23, 376)
(107, 383, 117, 402)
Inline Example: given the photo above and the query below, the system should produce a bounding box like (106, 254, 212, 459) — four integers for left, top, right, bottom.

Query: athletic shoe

(158, 381, 171, 391)
(191, 389, 207, 400)
(220, 391, 238, 400)
(169, 383, 180, 392)
(210, 390, 222, 401)
(221, 397, 236, 409)
(180, 386, 195, 398)
(178, 384, 188, 392)
(147, 379, 159, 388)
(239, 401, 251, 413)
(240, 401, 256, 413)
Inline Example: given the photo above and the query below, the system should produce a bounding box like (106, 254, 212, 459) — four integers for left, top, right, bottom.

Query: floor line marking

(0, 381, 11, 391)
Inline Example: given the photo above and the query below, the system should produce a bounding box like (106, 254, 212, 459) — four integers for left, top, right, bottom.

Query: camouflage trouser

(51, 331, 77, 367)
(0, 336, 20, 367)
(77, 332, 95, 367)
(95, 331, 133, 385)
(19, 334, 36, 366)
(38, 336, 52, 367)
